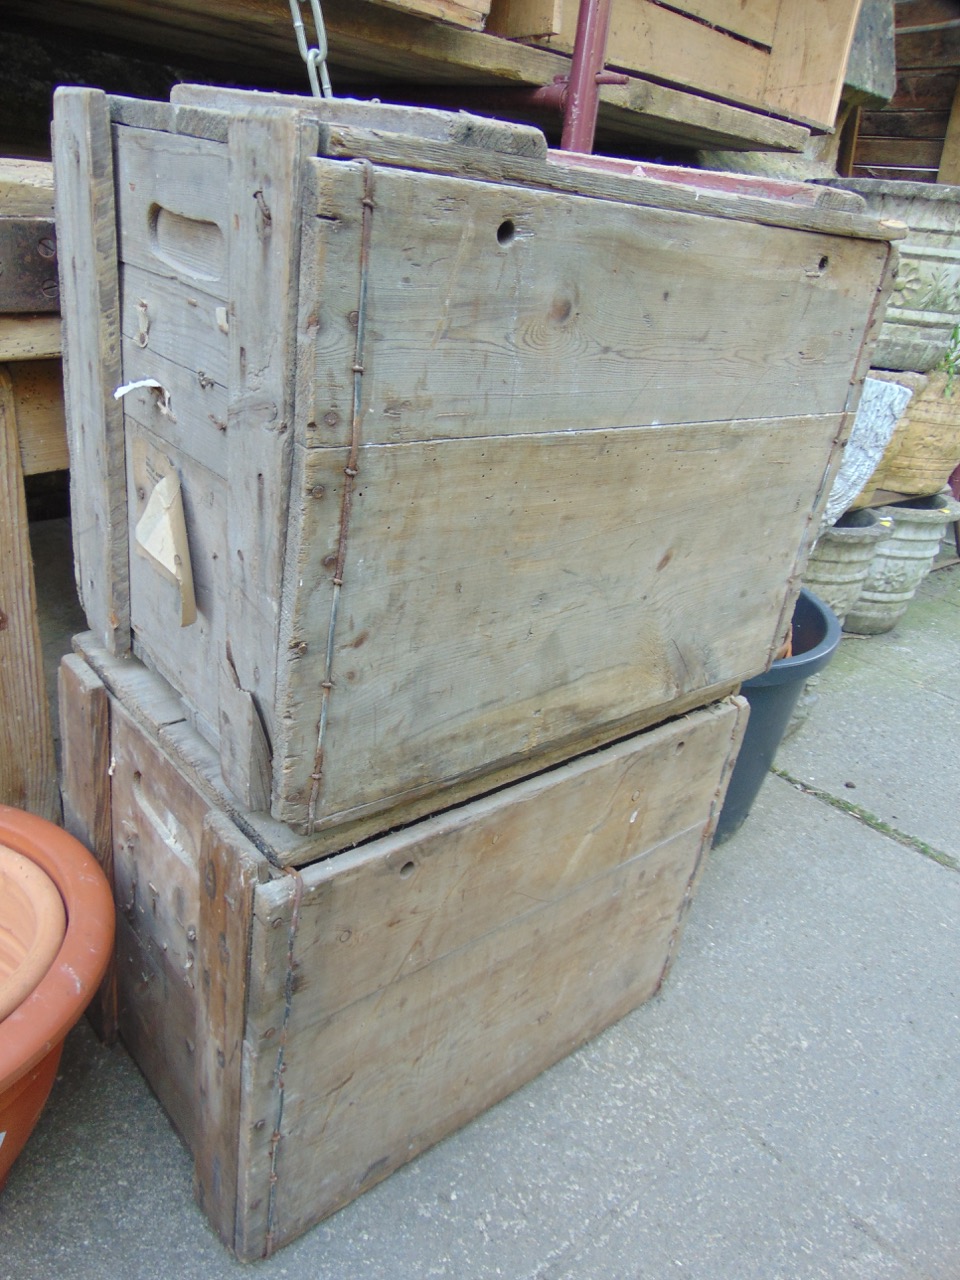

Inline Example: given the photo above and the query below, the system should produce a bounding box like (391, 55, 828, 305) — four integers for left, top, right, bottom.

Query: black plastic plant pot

(712, 587, 842, 846)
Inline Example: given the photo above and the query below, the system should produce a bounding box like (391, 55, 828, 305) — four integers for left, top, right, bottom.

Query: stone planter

(826, 178, 960, 373)
(803, 509, 892, 626)
(844, 491, 960, 635)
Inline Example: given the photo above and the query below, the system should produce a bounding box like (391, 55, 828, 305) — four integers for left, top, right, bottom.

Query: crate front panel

(298, 161, 890, 449)
(236, 696, 746, 1255)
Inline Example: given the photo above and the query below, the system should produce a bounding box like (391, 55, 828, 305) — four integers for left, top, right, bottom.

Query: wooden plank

(0, 159, 55, 217)
(856, 136, 945, 166)
(650, 0, 780, 46)
(218, 111, 319, 807)
(169, 84, 549, 157)
(938, 80, 960, 181)
(7, 360, 68, 476)
(110, 698, 212, 1141)
(52, 87, 129, 654)
(890, 66, 960, 110)
(859, 108, 950, 137)
(235, 698, 746, 1257)
(58, 653, 117, 1043)
(311, 125, 896, 241)
(194, 810, 264, 1254)
(897, 23, 960, 67)
(371, 0, 490, 26)
(0, 365, 58, 821)
(763, 0, 864, 128)
(0, 315, 62, 362)
(896, 0, 960, 27)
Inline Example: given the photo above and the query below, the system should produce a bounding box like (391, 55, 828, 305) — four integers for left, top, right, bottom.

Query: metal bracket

(0, 218, 59, 313)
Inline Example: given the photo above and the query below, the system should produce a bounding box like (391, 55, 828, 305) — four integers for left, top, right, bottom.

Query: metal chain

(288, 0, 334, 98)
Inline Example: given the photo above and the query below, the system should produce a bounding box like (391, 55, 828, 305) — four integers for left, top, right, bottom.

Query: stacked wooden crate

(53, 84, 898, 1257)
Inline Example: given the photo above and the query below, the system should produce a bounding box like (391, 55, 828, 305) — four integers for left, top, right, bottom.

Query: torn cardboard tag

(134, 472, 197, 627)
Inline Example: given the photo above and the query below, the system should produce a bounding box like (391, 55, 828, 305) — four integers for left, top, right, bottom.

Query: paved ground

(1, 526, 957, 1280)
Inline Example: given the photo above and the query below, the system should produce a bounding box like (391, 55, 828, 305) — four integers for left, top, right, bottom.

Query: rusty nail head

(323, 410, 340, 428)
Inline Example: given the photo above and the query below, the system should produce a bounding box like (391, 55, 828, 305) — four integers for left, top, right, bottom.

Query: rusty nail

(310, 485, 326, 499)
(323, 410, 340, 428)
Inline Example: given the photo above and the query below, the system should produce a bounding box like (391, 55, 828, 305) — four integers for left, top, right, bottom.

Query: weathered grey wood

(169, 83, 549, 157)
(112, 127, 229, 297)
(0, 367, 58, 821)
(273, 413, 845, 831)
(75, 629, 742, 868)
(234, 697, 747, 1257)
(125, 423, 225, 746)
(194, 809, 265, 1251)
(58, 654, 116, 1042)
(111, 698, 206, 1140)
(52, 87, 129, 653)
(218, 112, 319, 805)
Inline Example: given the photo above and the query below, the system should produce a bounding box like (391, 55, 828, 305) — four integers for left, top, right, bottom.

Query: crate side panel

(111, 701, 209, 1140)
(274, 414, 838, 828)
(127, 422, 226, 746)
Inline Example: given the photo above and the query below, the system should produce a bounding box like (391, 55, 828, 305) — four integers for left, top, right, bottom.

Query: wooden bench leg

(0, 364, 59, 822)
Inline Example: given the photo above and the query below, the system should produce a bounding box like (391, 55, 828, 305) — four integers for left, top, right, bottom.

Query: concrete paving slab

(776, 564, 960, 861)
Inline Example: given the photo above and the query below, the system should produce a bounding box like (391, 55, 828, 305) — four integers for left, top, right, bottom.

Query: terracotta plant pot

(0, 805, 115, 1189)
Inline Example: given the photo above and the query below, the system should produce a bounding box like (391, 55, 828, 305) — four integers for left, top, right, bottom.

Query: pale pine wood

(488, 0, 860, 129)
(52, 88, 129, 654)
(372, 0, 490, 26)
(763, 0, 864, 128)
(0, 315, 62, 362)
(194, 810, 266, 1250)
(938, 80, 960, 182)
(0, 367, 58, 821)
(7, 360, 68, 476)
(57, 653, 117, 1042)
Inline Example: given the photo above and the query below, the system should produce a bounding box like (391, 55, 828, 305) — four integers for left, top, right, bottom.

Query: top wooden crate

(53, 85, 898, 841)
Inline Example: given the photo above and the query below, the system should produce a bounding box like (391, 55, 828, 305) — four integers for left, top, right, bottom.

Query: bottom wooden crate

(59, 650, 746, 1260)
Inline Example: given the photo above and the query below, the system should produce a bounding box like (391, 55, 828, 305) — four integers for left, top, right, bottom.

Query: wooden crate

(53, 85, 898, 841)
(486, 0, 865, 131)
(58, 644, 747, 1260)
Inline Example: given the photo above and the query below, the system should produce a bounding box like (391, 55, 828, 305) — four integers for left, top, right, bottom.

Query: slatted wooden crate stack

(53, 84, 899, 1258)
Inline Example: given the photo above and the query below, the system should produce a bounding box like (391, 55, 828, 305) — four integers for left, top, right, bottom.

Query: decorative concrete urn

(827, 178, 960, 374)
(803, 509, 892, 626)
(844, 491, 960, 635)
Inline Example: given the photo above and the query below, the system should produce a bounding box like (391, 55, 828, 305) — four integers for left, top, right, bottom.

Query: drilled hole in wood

(818, 255, 829, 272)
(399, 860, 416, 879)
(497, 219, 516, 247)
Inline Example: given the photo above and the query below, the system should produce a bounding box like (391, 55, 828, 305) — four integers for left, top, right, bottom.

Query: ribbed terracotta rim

(0, 805, 115, 1093)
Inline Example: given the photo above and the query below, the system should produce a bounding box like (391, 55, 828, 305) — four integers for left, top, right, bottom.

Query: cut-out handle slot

(150, 205, 226, 282)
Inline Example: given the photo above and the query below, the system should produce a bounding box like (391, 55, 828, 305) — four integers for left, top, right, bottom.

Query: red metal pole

(560, 0, 615, 154)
